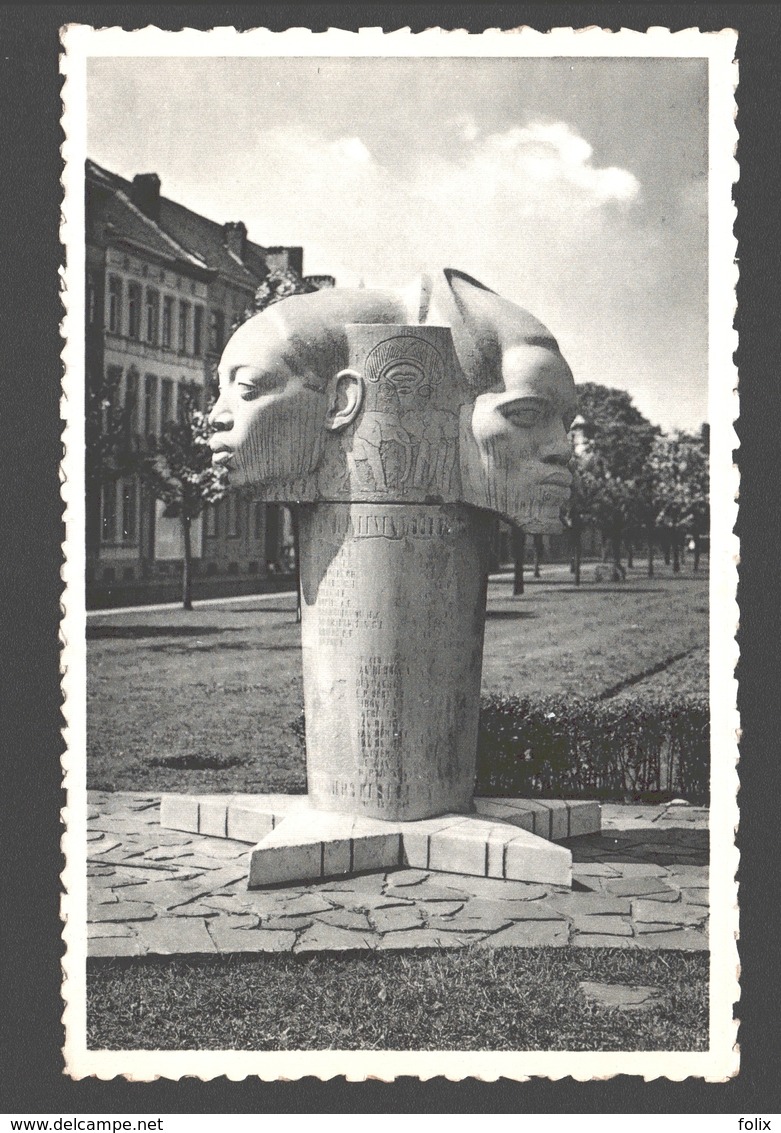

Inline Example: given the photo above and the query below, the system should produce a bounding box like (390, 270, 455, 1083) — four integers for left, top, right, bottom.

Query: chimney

(130, 174, 161, 222)
(223, 221, 247, 261)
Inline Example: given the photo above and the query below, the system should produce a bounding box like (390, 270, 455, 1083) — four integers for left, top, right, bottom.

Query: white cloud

(230, 119, 646, 305)
(423, 121, 639, 209)
(332, 136, 373, 164)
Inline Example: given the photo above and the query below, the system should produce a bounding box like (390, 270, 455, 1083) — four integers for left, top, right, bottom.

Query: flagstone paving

(86, 793, 709, 957)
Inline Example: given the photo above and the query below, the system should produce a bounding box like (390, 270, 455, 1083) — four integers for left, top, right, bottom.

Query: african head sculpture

(209, 270, 575, 530)
(209, 288, 406, 494)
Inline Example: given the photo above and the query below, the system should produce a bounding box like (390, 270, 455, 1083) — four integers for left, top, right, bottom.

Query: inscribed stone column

(298, 323, 490, 820)
(300, 501, 490, 820)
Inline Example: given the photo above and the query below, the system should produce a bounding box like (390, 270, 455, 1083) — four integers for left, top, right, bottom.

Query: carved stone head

(208, 271, 576, 530)
(463, 342, 577, 531)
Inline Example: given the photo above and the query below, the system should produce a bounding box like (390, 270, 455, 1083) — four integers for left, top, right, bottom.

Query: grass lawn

(87, 946, 709, 1051)
(87, 565, 708, 794)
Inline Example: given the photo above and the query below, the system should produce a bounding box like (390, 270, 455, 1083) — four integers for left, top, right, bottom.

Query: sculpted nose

(539, 420, 572, 466)
(209, 396, 233, 431)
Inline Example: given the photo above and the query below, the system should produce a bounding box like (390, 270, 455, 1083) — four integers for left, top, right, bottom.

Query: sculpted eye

(234, 367, 284, 400)
(498, 398, 546, 428)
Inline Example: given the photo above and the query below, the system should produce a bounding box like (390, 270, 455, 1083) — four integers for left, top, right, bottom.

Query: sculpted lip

(211, 446, 234, 465)
(538, 471, 572, 487)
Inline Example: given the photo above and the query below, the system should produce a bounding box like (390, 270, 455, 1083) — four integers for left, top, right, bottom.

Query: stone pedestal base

(160, 794, 600, 889)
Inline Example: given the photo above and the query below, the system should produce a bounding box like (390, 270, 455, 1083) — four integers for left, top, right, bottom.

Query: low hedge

(475, 693, 709, 804)
(290, 693, 709, 805)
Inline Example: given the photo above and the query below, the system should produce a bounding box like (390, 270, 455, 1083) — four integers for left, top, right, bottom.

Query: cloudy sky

(88, 55, 708, 431)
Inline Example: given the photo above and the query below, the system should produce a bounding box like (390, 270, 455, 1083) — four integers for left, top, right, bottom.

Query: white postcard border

(59, 23, 739, 1083)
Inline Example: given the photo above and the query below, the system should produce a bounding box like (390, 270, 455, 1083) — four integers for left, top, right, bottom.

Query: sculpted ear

(324, 369, 364, 432)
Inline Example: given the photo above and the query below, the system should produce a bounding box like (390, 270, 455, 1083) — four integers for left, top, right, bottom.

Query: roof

(86, 159, 281, 291)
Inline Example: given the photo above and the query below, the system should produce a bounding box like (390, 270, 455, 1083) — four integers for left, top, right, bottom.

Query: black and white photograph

(57, 24, 738, 1083)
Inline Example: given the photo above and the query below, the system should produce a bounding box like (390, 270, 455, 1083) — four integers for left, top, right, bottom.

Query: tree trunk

(292, 506, 302, 623)
(533, 534, 543, 578)
(181, 514, 193, 610)
(610, 530, 623, 575)
(487, 518, 501, 574)
(573, 529, 582, 587)
(646, 524, 654, 578)
(661, 531, 671, 565)
(512, 527, 525, 596)
(672, 530, 681, 574)
(693, 534, 701, 573)
(627, 539, 634, 569)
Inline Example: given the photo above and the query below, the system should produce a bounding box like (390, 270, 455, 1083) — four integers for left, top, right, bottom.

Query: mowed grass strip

(87, 946, 708, 1052)
(87, 570, 708, 793)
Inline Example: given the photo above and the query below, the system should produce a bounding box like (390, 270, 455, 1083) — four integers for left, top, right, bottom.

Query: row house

(85, 159, 334, 607)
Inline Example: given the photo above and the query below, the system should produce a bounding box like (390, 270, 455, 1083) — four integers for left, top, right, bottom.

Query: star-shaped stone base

(160, 794, 600, 889)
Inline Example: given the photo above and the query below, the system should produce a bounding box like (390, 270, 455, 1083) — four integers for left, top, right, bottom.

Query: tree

(689, 424, 711, 571)
(231, 266, 318, 333)
(140, 391, 228, 609)
(574, 383, 659, 578)
(622, 449, 663, 578)
(532, 534, 544, 578)
(511, 527, 525, 595)
(562, 451, 600, 586)
(647, 429, 709, 575)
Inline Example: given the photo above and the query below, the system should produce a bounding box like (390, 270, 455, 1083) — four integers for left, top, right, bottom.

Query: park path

(87, 794, 708, 957)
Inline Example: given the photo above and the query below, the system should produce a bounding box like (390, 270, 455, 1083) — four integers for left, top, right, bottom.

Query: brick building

(85, 159, 334, 607)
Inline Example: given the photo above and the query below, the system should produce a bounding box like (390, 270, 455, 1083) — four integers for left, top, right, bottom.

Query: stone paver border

(87, 794, 708, 958)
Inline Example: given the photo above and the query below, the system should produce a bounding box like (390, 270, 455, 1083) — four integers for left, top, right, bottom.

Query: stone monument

(161, 270, 600, 887)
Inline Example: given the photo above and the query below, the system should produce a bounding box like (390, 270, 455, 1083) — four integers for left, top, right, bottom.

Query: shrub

(290, 695, 709, 805)
(475, 693, 709, 804)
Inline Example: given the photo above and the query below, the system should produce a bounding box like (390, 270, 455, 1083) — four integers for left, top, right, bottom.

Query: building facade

(85, 159, 334, 607)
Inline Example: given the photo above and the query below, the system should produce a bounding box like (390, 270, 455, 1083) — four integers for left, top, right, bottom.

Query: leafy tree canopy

(575, 382, 660, 483)
(85, 369, 137, 489)
(232, 267, 319, 333)
(141, 391, 228, 521)
(647, 430, 710, 533)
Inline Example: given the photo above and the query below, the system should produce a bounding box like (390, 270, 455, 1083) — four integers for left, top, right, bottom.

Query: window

(205, 504, 218, 537)
(101, 483, 117, 542)
(121, 479, 138, 542)
(193, 305, 204, 356)
(208, 308, 225, 353)
(178, 301, 190, 354)
(103, 366, 123, 430)
(162, 296, 174, 347)
(124, 370, 139, 433)
(160, 378, 173, 425)
(177, 380, 200, 421)
(145, 289, 159, 344)
(225, 492, 240, 537)
(108, 276, 122, 333)
(86, 276, 97, 325)
(144, 374, 158, 436)
(254, 502, 264, 541)
(127, 282, 141, 339)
